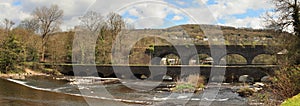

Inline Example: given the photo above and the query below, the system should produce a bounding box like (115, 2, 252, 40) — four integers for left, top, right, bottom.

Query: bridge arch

(150, 45, 280, 65)
(218, 54, 247, 65)
(153, 52, 181, 65)
(252, 54, 276, 64)
(188, 53, 212, 65)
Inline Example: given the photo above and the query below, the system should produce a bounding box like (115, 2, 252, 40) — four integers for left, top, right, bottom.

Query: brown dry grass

(176, 74, 205, 89)
(270, 65, 300, 100)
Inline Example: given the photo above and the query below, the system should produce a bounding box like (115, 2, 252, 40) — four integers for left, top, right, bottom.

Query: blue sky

(12, 1, 21, 6)
(1, 0, 273, 30)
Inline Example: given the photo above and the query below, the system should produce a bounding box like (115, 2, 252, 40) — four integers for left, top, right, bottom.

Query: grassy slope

(281, 93, 300, 106)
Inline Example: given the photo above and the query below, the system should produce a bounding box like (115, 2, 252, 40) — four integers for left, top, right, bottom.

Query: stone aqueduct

(57, 45, 281, 81)
(58, 65, 276, 82)
(149, 45, 279, 65)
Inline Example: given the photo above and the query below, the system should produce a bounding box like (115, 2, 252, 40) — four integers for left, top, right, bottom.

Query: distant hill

(124, 24, 291, 46)
(166, 24, 281, 37)
(161, 24, 291, 45)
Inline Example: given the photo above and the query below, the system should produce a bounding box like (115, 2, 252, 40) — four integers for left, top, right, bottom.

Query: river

(0, 76, 250, 106)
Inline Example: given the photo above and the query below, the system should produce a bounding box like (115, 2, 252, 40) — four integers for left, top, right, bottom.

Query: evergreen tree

(0, 35, 25, 73)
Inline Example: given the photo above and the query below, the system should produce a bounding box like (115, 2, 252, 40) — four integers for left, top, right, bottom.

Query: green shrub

(174, 83, 195, 90)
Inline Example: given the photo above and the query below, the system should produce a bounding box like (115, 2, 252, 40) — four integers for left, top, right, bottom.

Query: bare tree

(265, 0, 300, 37)
(79, 11, 105, 35)
(75, 12, 125, 64)
(107, 12, 125, 37)
(265, 0, 300, 64)
(76, 11, 106, 64)
(3, 18, 15, 35)
(19, 18, 39, 33)
(33, 5, 63, 61)
(106, 13, 127, 64)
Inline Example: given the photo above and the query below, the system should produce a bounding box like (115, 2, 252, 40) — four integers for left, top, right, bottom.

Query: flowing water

(0, 76, 250, 106)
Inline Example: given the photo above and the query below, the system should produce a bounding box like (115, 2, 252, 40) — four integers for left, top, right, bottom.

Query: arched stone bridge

(149, 45, 280, 65)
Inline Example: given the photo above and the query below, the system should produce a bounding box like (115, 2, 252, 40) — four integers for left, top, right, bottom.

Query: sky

(0, 0, 274, 30)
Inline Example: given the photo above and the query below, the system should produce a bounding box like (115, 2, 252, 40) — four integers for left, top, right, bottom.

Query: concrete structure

(149, 45, 279, 65)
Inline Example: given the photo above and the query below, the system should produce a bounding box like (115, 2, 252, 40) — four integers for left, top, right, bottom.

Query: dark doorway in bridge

(252, 54, 276, 65)
(220, 54, 247, 65)
(189, 54, 212, 65)
(161, 54, 181, 65)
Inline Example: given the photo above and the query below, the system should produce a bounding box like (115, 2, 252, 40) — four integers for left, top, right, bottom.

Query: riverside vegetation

(172, 74, 205, 93)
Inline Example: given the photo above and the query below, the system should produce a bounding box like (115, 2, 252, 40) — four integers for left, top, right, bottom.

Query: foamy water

(6, 79, 53, 91)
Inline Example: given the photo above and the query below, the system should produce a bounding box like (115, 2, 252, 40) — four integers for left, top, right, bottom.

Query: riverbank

(0, 68, 49, 79)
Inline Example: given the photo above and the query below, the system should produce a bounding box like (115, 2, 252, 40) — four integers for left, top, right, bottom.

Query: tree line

(0, 5, 127, 73)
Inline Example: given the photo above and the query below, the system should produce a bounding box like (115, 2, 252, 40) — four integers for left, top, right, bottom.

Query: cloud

(134, 18, 165, 28)
(124, 18, 136, 24)
(0, 0, 95, 30)
(185, 6, 217, 24)
(126, 4, 168, 20)
(0, 0, 275, 30)
(21, 0, 95, 30)
(120, 0, 219, 28)
(0, 1, 31, 26)
(200, 0, 274, 28)
(120, 3, 169, 28)
(119, 1, 195, 28)
(172, 15, 183, 21)
(201, 0, 209, 4)
(175, 0, 186, 5)
(61, 16, 81, 31)
(206, 0, 273, 19)
(220, 17, 264, 29)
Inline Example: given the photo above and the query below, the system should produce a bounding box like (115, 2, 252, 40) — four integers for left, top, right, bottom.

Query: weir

(57, 64, 278, 82)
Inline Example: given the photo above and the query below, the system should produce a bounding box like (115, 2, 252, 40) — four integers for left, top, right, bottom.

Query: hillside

(125, 24, 292, 46)
(127, 24, 292, 64)
(165, 24, 289, 45)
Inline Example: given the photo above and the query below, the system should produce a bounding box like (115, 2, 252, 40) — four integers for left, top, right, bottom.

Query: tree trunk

(292, 0, 300, 37)
(41, 37, 46, 62)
